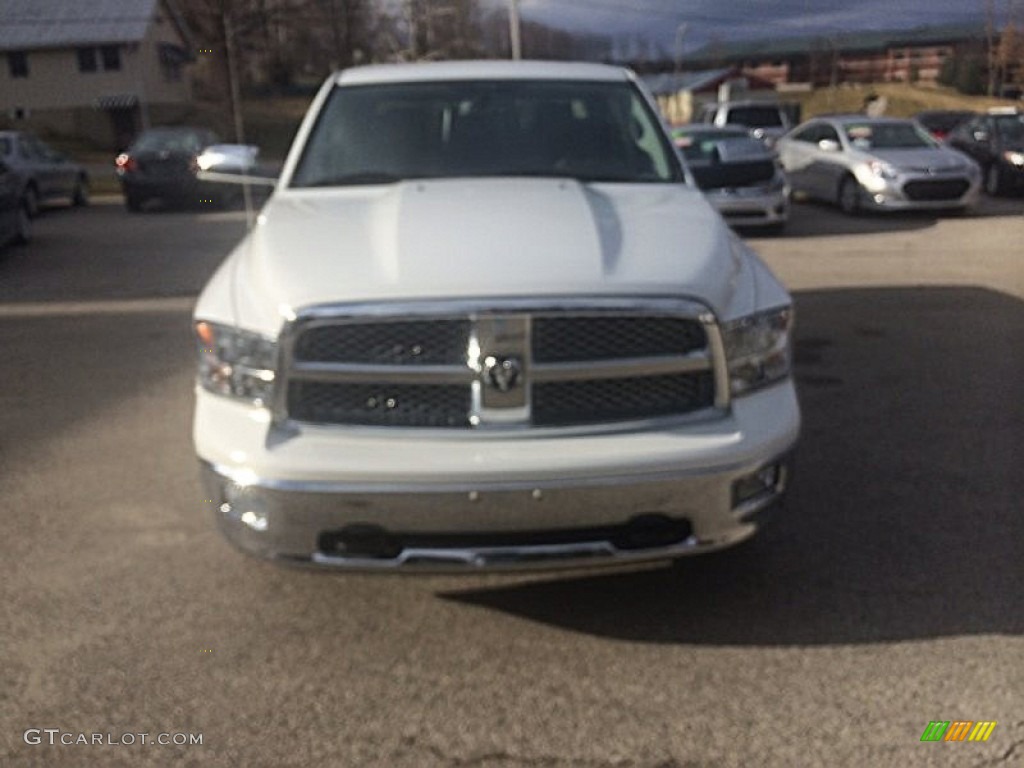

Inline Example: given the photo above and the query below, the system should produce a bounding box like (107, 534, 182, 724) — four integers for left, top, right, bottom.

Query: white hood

(227, 178, 748, 334)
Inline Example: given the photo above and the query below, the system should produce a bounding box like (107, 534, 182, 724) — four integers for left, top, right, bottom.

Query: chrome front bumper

(859, 172, 981, 210)
(706, 187, 789, 228)
(200, 451, 792, 572)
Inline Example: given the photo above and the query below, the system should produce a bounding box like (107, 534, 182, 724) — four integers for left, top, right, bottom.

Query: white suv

(697, 100, 793, 146)
(193, 61, 800, 571)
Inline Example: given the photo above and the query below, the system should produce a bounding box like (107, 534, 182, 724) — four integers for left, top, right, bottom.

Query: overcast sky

(497, 0, 994, 58)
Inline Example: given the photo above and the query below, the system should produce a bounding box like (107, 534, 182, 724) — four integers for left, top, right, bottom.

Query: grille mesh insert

(295, 319, 470, 365)
(532, 316, 706, 362)
(533, 372, 715, 427)
(288, 381, 470, 428)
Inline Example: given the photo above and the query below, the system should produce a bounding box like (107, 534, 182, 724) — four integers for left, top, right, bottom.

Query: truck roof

(335, 60, 632, 86)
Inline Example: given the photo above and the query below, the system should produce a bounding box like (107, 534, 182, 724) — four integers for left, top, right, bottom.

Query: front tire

(14, 203, 32, 244)
(23, 185, 39, 218)
(124, 191, 143, 212)
(838, 176, 861, 215)
(72, 175, 89, 206)
(985, 164, 1006, 196)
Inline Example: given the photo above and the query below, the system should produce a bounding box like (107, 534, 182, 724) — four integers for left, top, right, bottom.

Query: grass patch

(791, 82, 1020, 119)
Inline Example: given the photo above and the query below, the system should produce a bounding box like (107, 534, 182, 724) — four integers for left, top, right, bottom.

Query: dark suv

(947, 109, 1024, 196)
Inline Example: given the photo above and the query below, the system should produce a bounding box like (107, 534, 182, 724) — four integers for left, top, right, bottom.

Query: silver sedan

(776, 116, 981, 213)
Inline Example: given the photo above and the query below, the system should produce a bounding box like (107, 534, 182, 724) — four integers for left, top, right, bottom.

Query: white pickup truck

(193, 60, 800, 571)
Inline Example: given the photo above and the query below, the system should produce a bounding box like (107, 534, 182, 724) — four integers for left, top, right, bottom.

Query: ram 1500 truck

(193, 60, 800, 571)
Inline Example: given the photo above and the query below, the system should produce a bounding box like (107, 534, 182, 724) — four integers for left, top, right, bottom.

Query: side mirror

(818, 139, 841, 152)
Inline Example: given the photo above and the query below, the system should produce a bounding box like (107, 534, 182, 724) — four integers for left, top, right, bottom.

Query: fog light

(873, 193, 886, 204)
(732, 464, 780, 508)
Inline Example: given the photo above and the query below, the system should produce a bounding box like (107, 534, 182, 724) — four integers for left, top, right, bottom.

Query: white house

(0, 0, 195, 148)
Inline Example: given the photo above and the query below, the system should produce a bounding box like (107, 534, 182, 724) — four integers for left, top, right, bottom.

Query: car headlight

(867, 160, 899, 180)
(1004, 151, 1024, 167)
(722, 306, 793, 396)
(195, 321, 277, 406)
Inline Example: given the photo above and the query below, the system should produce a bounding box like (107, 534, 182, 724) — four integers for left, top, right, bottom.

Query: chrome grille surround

(273, 298, 730, 433)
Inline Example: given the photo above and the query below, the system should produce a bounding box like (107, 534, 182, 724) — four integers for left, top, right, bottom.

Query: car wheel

(985, 164, 1005, 196)
(23, 185, 39, 218)
(72, 175, 89, 206)
(14, 202, 32, 244)
(838, 176, 861, 214)
(124, 192, 143, 212)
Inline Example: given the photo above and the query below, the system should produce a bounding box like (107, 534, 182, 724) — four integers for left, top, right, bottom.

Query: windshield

(994, 115, 1024, 141)
(675, 133, 769, 163)
(132, 129, 209, 153)
(291, 79, 682, 187)
(844, 122, 935, 149)
(725, 106, 784, 128)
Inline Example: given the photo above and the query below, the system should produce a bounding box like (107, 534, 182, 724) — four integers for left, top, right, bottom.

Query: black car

(914, 110, 975, 142)
(115, 126, 221, 211)
(0, 159, 31, 250)
(947, 109, 1024, 196)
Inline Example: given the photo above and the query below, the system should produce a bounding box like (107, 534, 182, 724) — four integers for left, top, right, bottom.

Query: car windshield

(291, 79, 681, 187)
(132, 129, 208, 153)
(675, 133, 769, 163)
(844, 122, 935, 149)
(916, 112, 972, 133)
(725, 106, 784, 128)
(994, 115, 1024, 141)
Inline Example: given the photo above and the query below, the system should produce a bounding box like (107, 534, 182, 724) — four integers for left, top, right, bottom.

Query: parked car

(115, 126, 222, 211)
(0, 130, 89, 216)
(673, 124, 789, 231)
(0, 159, 32, 249)
(946, 108, 1024, 196)
(696, 100, 794, 147)
(776, 115, 981, 213)
(193, 61, 800, 572)
(914, 110, 975, 141)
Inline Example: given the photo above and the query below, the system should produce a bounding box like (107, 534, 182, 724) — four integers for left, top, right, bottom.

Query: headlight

(195, 321, 277, 406)
(867, 160, 899, 180)
(1004, 151, 1024, 167)
(722, 306, 793, 396)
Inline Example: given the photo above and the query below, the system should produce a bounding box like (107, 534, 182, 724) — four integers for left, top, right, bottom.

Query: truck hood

(230, 178, 748, 334)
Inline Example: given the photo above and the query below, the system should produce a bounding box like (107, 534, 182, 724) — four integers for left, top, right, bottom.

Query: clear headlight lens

(867, 160, 899, 180)
(722, 306, 793, 396)
(1004, 151, 1024, 167)
(195, 321, 277, 406)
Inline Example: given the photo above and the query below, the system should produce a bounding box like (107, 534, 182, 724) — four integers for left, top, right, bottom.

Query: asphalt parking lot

(1, 196, 1022, 767)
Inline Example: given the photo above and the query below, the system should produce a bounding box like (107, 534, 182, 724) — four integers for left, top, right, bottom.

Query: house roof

(683, 23, 987, 64)
(0, 0, 192, 52)
(641, 68, 735, 96)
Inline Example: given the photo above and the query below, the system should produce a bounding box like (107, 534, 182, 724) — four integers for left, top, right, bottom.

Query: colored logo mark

(920, 721, 996, 742)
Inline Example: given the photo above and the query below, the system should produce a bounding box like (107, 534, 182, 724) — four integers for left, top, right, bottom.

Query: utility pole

(222, 10, 254, 227)
(673, 23, 689, 75)
(509, 0, 521, 60)
(986, 0, 996, 96)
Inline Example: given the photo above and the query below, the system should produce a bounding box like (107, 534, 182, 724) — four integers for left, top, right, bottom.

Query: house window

(158, 43, 187, 82)
(100, 45, 121, 71)
(77, 47, 98, 73)
(8, 51, 28, 78)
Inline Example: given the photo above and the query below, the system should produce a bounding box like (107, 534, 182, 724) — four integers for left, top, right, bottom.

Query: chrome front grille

(278, 300, 725, 430)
